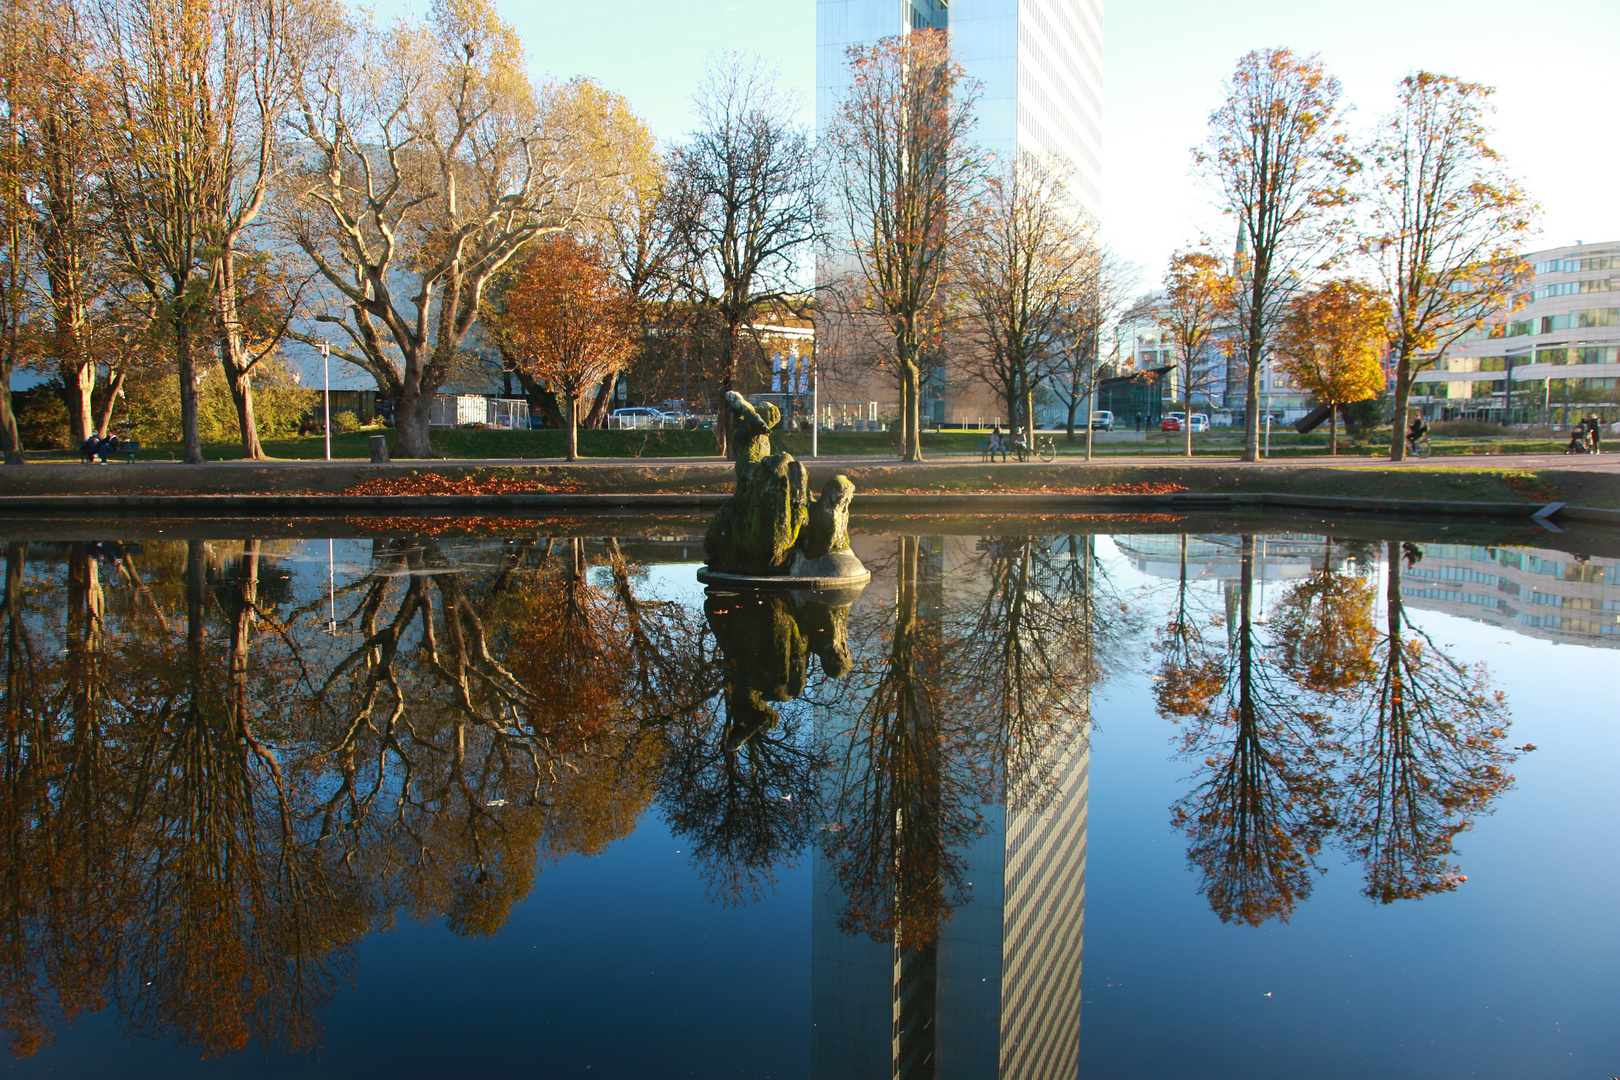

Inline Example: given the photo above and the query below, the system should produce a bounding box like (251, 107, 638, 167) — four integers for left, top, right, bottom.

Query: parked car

(1187, 413, 1210, 433)
(1160, 416, 1181, 432)
(1089, 410, 1115, 431)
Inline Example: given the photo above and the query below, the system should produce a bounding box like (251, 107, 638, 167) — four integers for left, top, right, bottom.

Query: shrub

(1432, 420, 1509, 438)
(13, 385, 71, 450)
(330, 409, 362, 434)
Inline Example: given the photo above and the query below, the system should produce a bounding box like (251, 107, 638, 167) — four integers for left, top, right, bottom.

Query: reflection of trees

(1337, 542, 1514, 903)
(1154, 534, 1225, 720)
(1270, 537, 1377, 694)
(0, 533, 732, 1059)
(1166, 535, 1337, 926)
(0, 541, 363, 1059)
(1159, 533, 1518, 923)
(824, 537, 974, 951)
(660, 590, 834, 904)
(314, 535, 663, 937)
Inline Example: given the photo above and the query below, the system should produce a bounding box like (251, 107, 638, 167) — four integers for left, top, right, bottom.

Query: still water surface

(0, 520, 1614, 1079)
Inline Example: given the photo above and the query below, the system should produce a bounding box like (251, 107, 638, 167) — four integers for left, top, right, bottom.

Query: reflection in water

(1338, 542, 1515, 903)
(1154, 535, 1518, 925)
(0, 527, 1543, 1072)
(1165, 534, 1337, 926)
(813, 535, 1110, 1079)
(664, 588, 848, 904)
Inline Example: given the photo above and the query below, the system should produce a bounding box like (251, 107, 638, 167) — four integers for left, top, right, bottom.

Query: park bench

(977, 438, 990, 461)
(121, 440, 142, 463)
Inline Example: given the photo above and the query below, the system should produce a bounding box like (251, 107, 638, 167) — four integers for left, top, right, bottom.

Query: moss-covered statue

(702, 392, 865, 582)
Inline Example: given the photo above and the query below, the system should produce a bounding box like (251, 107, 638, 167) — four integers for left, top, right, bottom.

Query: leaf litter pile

(894, 481, 1190, 496)
(342, 475, 585, 497)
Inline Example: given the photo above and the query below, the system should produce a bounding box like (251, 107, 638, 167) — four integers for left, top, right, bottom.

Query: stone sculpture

(702, 392, 866, 583)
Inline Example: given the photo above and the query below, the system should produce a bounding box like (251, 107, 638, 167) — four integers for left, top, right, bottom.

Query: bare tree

(1197, 49, 1357, 462)
(285, 1, 621, 458)
(958, 154, 1095, 449)
(1364, 72, 1537, 460)
(825, 30, 982, 462)
(667, 54, 815, 458)
(1048, 249, 1134, 456)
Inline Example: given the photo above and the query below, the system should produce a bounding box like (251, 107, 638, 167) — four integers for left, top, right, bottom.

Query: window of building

(1578, 307, 1620, 328)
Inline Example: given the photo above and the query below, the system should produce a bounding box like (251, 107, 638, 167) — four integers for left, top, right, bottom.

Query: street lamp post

(810, 342, 819, 459)
(319, 341, 332, 462)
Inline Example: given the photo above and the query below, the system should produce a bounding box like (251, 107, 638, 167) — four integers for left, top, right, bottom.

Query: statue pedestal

(697, 555, 870, 599)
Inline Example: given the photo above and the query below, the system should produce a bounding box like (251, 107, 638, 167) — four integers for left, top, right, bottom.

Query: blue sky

(360, 0, 1620, 286)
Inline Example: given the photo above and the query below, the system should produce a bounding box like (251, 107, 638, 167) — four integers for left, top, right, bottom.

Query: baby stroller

(1565, 425, 1596, 454)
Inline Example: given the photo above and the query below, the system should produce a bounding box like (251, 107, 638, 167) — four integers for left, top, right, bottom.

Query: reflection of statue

(655, 587, 854, 904)
(702, 392, 865, 582)
(705, 587, 854, 750)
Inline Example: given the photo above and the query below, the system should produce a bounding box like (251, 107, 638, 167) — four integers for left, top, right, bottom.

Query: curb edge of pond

(0, 489, 1598, 524)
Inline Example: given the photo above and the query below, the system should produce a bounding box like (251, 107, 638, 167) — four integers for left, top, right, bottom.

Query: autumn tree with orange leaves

(1160, 249, 1236, 457)
(1274, 279, 1390, 454)
(1197, 49, 1357, 463)
(499, 235, 635, 460)
(1364, 73, 1537, 460)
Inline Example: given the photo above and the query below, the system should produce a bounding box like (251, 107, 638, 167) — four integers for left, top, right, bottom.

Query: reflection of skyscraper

(1399, 543, 1620, 647)
(999, 703, 1088, 1078)
(812, 535, 1090, 1079)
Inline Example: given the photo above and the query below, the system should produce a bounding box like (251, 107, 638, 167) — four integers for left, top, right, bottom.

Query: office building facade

(1414, 240, 1620, 418)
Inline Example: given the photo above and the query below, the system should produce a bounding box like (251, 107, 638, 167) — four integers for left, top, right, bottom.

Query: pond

(0, 516, 1613, 1079)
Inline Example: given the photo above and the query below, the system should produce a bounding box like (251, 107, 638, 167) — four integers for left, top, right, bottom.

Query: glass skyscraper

(816, 0, 1105, 219)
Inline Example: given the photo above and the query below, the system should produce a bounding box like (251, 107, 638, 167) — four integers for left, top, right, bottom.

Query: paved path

(59, 451, 1613, 471)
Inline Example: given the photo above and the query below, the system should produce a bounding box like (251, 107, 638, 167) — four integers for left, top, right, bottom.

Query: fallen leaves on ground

(890, 481, 1190, 496)
(342, 475, 584, 497)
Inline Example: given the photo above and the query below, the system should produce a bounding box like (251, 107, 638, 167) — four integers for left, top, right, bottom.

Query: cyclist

(1406, 413, 1429, 453)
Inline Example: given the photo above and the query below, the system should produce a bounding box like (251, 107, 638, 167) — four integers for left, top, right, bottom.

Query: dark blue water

(0, 525, 1613, 1079)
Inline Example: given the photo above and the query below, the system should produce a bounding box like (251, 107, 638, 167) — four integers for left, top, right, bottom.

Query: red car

(1160, 417, 1181, 432)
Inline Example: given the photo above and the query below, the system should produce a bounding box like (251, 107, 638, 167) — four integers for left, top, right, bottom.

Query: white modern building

(1414, 240, 1620, 420)
(817, 0, 1104, 218)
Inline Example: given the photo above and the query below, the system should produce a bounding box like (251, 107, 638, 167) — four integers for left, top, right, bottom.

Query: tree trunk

(902, 358, 922, 462)
(225, 364, 262, 460)
(1242, 353, 1261, 463)
(0, 369, 22, 464)
(216, 250, 264, 460)
(716, 322, 737, 459)
(176, 312, 204, 465)
(60, 358, 94, 446)
(1023, 380, 1035, 451)
(395, 389, 434, 457)
(93, 370, 126, 438)
(565, 394, 579, 461)
(1329, 407, 1338, 455)
(1389, 356, 1412, 462)
(582, 376, 615, 429)
(1184, 385, 1193, 457)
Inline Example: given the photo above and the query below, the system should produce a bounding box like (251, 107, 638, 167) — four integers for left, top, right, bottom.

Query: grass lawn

(125, 425, 1572, 462)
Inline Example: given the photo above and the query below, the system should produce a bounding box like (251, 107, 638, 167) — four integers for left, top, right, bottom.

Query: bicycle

(1411, 434, 1432, 458)
(1035, 435, 1057, 463)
